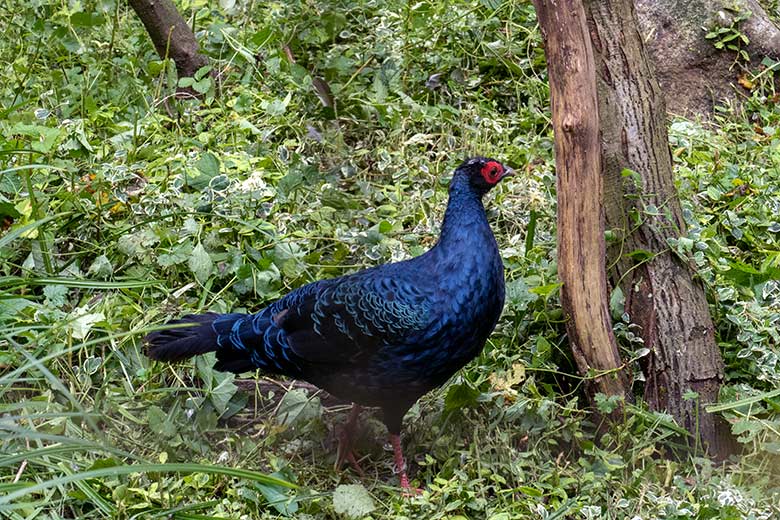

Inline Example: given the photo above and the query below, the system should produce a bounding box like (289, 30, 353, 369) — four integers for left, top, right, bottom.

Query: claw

(344, 450, 366, 478)
(335, 405, 364, 476)
(401, 486, 424, 497)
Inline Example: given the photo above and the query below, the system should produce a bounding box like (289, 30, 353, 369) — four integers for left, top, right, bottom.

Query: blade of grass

(59, 462, 116, 517)
(0, 213, 66, 249)
(0, 325, 162, 393)
(0, 463, 298, 506)
(706, 388, 780, 413)
(138, 500, 220, 519)
(13, 343, 102, 435)
(0, 445, 106, 468)
(525, 208, 537, 255)
(0, 276, 163, 289)
(0, 426, 143, 461)
(0, 164, 65, 174)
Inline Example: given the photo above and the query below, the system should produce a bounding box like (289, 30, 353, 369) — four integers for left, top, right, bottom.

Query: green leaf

(70, 312, 105, 339)
(707, 387, 780, 413)
(188, 243, 213, 283)
(723, 260, 780, 287)
(594, 393, 623, 414)
(192, 77, 212, 94)
(444, 381, 480, 413)
(208, 371, 238, 415)
(0, 201, 20, 218)
(0, 276, 160, 289)
(5, 123, 63, 153)
(332, 484, 375, 519)
(196, 152, 220, 177)
(147, 59, 168, 76)
(706, 185, 722, 200)
(322, 12, 347, 39)
(86, 458, 120, 471)
(609, 286, 625, 320)
(255, 473, 299, 516)
(275, 389, 321, 427)
(480, 0, 502, 10)
(43, 284, 69, 307)
(532, 336, 552, 367)
(70, 11, 106, 27)
(194, 65, 212, 81)
(250, 26, 279, 48)
(158, 241, 193, 267)
(626, 248, 653, 261)
(264, 92, 292, 116)
(731, 418, 762, 441)
(146, 406, 178, 438)
(518, 485, 543, 497)
(529, 282, 562, 298)
(88, 255, 113, 278)
(373, 73, 388, 103)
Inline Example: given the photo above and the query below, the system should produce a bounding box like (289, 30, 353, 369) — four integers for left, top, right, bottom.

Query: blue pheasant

(145, 157, 512, 490)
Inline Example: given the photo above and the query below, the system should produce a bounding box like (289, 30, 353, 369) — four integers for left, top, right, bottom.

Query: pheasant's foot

(335, 405, 364, 476)
(344, 450, 366, 478)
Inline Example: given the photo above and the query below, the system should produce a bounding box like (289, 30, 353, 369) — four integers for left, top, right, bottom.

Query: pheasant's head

(455, 157, 514, 195)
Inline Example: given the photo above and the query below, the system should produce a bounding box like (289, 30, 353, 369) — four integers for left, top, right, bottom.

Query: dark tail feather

(145, 313, 220, 362)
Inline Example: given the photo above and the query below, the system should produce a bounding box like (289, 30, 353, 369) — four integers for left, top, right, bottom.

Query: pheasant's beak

(500, 166, 515, 180)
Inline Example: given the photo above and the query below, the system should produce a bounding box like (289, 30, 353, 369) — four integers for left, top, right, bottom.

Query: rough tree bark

(636, 0, 780, 117)
(530, 0, 632, 404)
(586, 0, 733, 458)
(129, 0, 209, 80)
(533, 0, 733, 458)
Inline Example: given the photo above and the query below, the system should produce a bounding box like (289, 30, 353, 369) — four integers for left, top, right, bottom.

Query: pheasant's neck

(431, 173, 505, 335)
(436, 175, 494, 255)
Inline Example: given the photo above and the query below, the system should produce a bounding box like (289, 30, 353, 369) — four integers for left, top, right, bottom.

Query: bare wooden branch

(128, 0, 209, 80)
(235, 378, 350, 409)
(531, 0, 632, 403)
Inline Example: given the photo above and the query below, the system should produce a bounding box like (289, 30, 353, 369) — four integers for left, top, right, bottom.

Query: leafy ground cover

(1, 0, 778, 518)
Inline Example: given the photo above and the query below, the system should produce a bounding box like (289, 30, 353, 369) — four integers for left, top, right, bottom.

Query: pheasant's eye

(480, 161, 503, 184)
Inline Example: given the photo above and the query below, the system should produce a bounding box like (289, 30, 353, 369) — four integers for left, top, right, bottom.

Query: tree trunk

(531, 0, 632, 404)
(636, 0, 780, 117)
(533, 0, 734, 458)
(128, 0, 209, 80)
(585, 0, 733, 459)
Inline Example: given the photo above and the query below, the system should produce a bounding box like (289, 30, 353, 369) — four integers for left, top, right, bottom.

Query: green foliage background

(0, 0, 778, 517)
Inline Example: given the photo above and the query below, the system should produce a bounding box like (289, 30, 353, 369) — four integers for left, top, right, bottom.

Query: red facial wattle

(481, 161, 504, 184)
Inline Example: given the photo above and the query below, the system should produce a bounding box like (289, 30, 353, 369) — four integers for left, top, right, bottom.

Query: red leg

(390, 433, 420, 495)
(335, 405, 365, 476)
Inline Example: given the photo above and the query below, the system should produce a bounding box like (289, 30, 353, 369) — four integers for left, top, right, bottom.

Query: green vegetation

(1, 0, 778, 518)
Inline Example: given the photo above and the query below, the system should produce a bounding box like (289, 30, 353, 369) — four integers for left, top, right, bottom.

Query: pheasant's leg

(390, 433, 420, 494)
(335, 405, 365, 476)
